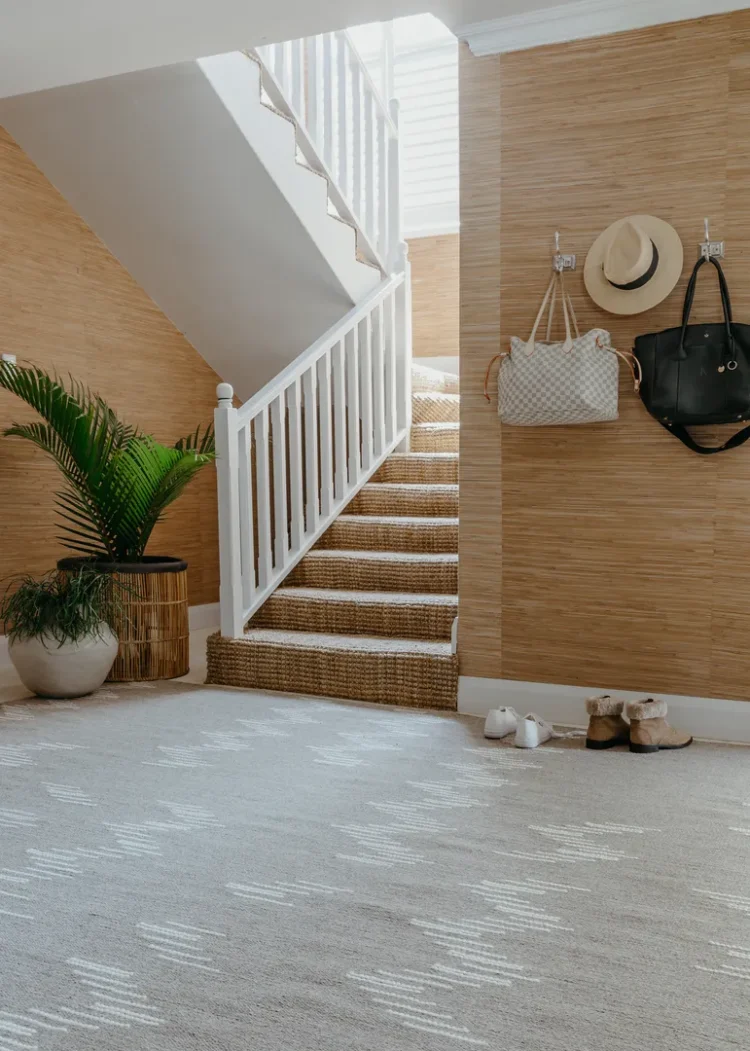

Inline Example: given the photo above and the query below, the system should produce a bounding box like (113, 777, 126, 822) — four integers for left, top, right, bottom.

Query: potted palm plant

(0, 361, 215, 681)
(1, 569, 120, 698)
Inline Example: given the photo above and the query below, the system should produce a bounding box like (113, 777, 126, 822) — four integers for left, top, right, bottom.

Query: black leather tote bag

(633, 257, 750, 454)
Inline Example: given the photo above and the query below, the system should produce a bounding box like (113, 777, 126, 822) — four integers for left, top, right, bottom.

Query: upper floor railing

(254, 30, 400, 273)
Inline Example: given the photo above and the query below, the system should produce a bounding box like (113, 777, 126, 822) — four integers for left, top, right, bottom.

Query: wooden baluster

(360, 313, 374, 471)
(385, 290, 397, 444)
(364, 92, 375, 246)
(306, 36, 321, 146)
(302, 366, 319, 533)
(270, 393, 288, 571)
(351, 63, 363, 224)
(237, 422, 255, 612)
(387, 99, 402, 272)
(336, 33, 349, 198)
(317, 352, 334, 517)
(287, 378, 304, 553)
(254, 407, 273, 590)
(371, 301, 386, 458)
(322, 33, 334, 172)
(377, 111, 388, 262)
(291, 38, 304, 117)
(346, 326, 360, 485)
(331, 340, 347, 502)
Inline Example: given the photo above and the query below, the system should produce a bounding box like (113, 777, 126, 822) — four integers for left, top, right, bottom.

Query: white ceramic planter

(9, 625, 119, 699)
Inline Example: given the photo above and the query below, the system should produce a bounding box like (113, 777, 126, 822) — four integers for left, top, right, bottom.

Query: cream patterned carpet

(1, 683, 748, 1050)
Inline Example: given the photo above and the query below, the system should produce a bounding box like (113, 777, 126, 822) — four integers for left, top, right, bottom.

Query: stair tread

(303, 549, 458, 563)
(386, 452, 458, 460)
(361, 483, 458, 492)
(412, 422, 460, 430)
(337, 514, 458, 525)
(241, 628, 453, 656)
(274, 587, 457, 604)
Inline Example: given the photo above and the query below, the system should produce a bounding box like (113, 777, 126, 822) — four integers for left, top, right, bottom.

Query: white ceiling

(0, 0, 543, 99)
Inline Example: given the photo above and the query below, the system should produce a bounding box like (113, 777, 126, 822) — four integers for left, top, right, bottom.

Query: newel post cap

(216, 382, 234, 404)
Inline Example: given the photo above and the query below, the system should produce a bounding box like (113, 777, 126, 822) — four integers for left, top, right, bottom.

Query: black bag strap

(679, 257, 733, 358)
(661, 420, 750, 455)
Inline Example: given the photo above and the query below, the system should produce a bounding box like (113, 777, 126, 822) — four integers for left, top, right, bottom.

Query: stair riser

(252, 596, 457, 640)
(374, 457, 458, 485)
(412, 393, 460, 424)
(348, 488, 458, 517)
(287, 557, 457, 594)
(317, 519, 458, 553)
(207, 635, 458, 709)
(411, 427, 459, 453)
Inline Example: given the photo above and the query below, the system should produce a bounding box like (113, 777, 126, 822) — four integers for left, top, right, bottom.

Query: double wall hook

(553, 231, 576, 272)
(700, 217, 725, 260)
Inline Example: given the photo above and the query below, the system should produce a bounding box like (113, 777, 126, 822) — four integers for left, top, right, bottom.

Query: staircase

(207, 364, 459, 708)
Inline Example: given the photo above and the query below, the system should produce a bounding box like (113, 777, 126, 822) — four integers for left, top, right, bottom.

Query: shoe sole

(585, 736, 629, 750)
(484, 732, 513, 740)
(629, 738, 694, 754)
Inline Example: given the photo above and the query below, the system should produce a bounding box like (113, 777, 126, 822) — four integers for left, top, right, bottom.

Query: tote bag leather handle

(525, 273, 573, 356)
(678, 257, 734, 359)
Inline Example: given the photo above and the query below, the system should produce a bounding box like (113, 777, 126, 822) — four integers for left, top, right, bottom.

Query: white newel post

(215, 383, 244, 639)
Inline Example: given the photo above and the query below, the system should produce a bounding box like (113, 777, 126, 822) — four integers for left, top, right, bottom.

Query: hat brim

(583, 215, 684, 316)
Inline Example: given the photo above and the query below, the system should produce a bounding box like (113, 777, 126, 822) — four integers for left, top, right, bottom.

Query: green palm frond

(0, 360, 216, 562)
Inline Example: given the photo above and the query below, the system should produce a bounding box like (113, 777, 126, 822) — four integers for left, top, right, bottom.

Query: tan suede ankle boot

(585, 695, 630, 750)
(626, 698, 693, 754)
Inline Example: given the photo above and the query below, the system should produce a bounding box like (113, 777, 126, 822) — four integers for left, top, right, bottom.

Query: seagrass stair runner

(207, 365, 459, 708)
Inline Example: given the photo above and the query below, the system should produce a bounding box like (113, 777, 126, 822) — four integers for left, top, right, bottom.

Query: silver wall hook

(553, 231, 576, 272)
(700, 217, 725, 260)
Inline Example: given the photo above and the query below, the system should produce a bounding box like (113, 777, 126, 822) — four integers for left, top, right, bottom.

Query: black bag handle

(679, 257, 734, 358)
(661, 420, 750, 455)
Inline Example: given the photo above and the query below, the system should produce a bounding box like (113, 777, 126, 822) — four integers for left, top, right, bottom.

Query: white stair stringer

(199, 52, 380, 302)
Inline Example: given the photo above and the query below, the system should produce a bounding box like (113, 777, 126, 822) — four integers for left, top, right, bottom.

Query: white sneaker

(484, 706, 519, 739)
(514, 713, 587, 749)
(514, 713, 554, 748)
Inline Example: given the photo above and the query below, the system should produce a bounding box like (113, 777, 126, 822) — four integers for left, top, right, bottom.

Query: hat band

(606, 241, 660, 291)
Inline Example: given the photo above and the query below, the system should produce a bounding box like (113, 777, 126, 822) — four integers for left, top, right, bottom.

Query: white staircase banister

(215, 268, 412, 638)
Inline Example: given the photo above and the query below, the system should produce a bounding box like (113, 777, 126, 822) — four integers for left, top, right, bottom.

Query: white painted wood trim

(457, 0, 750, 57)
(458, 675, 750, 745)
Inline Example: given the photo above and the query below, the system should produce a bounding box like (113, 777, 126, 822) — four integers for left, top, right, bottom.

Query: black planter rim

(57, 555, 188, 575)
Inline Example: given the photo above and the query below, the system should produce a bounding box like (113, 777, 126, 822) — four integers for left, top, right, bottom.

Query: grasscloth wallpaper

(0, 127, 220, 607)
(459, 11, 750, 701)
(408, 234, 459, 359)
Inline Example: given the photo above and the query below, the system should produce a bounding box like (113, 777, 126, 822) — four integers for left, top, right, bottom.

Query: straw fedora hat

(584, 215, 683, 315)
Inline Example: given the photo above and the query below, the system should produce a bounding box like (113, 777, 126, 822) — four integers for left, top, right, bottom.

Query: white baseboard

(188, 603, 220, 631)
(459, 675, 750, 745)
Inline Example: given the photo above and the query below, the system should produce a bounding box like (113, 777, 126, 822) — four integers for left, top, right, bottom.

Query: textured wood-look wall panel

(460, 11, 750, 700)
(0, 127, 220, 606)
(458, 53, 503, 677)
(408, 234, 460, 359)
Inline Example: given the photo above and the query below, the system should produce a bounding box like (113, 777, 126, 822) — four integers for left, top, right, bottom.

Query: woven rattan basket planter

(57, 556, 189, 682)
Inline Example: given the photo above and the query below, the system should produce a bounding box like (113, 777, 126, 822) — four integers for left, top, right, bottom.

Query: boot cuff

(626, 697, 667, 721)
(585, 695, 624, 717)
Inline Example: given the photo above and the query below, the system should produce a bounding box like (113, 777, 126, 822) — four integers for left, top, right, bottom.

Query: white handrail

(215, 266, 412, 638)
(253, 29, 401, 273)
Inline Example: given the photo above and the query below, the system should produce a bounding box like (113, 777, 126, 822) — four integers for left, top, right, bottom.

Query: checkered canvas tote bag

(486, 274, 639, 427)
